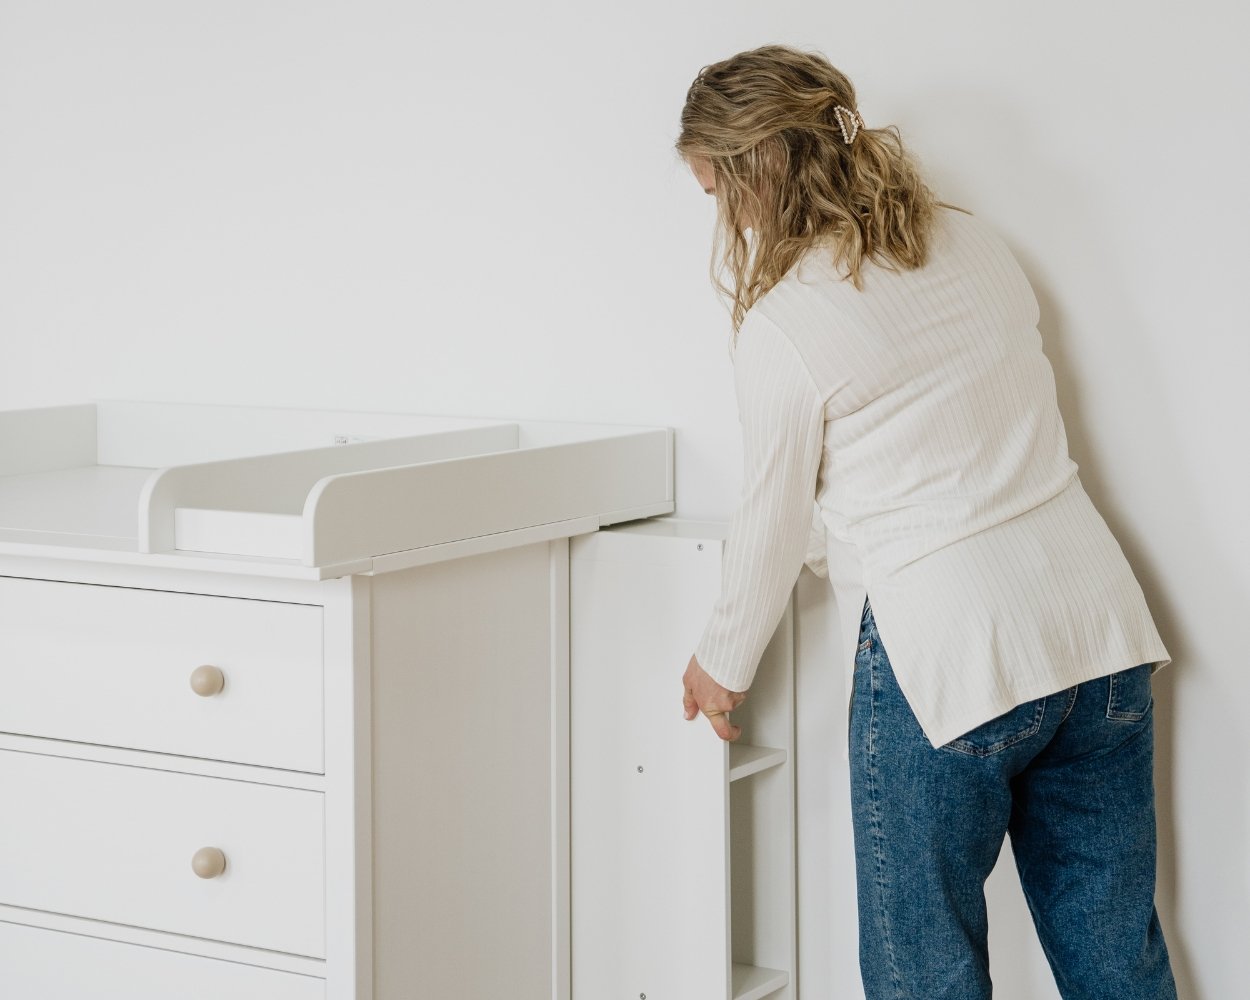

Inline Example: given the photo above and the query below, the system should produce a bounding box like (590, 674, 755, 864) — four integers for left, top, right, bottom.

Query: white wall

(2, 2, 1244, 997)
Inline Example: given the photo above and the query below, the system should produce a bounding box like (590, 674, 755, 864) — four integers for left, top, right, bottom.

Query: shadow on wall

(920, 86, 1216, 1000)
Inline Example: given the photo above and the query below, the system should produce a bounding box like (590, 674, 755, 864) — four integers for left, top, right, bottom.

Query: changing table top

(0, 399, 673, 579)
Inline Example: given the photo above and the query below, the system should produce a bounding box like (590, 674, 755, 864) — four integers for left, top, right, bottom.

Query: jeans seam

(866, 647, 906, 996)
(1058, 683, 1078, 725)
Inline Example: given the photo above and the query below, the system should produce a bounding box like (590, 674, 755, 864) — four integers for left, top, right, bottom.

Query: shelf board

(731, 962, 788, 1000)
(728, 743, 787, 782)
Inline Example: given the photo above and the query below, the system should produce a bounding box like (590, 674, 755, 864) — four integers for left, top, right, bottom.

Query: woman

(675, 45, 1179, 999)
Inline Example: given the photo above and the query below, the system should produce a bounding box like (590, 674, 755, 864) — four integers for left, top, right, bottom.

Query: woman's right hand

(681, 653, 747, 741)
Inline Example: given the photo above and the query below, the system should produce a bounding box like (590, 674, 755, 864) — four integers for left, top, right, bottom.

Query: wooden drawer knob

(189, 664, 225, 697)
(191, 846, 227, 879)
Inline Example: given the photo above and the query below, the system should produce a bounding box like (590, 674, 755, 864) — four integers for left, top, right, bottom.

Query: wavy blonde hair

(675, 44, 970, 337)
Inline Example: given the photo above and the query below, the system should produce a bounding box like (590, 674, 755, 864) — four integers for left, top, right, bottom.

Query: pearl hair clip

(833, 105, 864, 144)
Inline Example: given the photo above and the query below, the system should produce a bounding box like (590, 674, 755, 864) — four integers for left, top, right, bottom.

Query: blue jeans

(849, 596, 1178, 999)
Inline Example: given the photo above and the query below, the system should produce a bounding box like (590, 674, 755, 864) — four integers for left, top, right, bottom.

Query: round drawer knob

(191, 846, 227, 879)
(189, 664, 225, 697)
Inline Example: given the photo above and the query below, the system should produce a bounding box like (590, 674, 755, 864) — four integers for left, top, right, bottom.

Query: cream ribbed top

(692, 205, 1172, 752)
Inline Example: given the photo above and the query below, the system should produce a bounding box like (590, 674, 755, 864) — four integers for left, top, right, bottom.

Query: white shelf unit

(0, 398, 674, 999)
(570, 517, 797, 1000)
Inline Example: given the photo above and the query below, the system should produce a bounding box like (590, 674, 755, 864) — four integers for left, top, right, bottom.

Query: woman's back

(697, 204, 1172, 750)
(766, 204, 1079, 578)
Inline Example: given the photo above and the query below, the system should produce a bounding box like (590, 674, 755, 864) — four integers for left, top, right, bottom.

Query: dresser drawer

(0, 751, 325, 958)
(0, 576, 322, 772)
(0, 919, 324, 999)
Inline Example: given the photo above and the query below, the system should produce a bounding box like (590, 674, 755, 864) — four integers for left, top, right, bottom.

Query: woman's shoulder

(932, 203, 1022, 266)
(750, 203, 1035, 341)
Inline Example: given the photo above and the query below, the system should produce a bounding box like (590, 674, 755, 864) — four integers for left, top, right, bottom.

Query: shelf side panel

(570, 527, 730, 1000)
(369, 543, 556, 998)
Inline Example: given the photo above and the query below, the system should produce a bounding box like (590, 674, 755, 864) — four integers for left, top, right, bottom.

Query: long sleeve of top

(692, 311, 827, 694)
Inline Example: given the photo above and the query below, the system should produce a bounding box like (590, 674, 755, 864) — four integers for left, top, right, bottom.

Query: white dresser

(0, 398, 673, 999)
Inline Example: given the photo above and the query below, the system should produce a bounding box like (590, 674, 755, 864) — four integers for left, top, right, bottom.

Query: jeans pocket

(1106, 662, 1154, 722)
(938, 697, 1046, 757)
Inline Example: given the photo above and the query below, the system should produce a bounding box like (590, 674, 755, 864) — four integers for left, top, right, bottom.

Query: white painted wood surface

(0, 919, 325, 1000)
(0, 752, 326, 957)
(570, 523, 731, 999)
(728, 592, 798, 1000)
(0, 400, 673, 571)
(174, 506, 305, 559)
(0, 465, 152, 542)
(0, 575, 325, 772)
(0, 401, 97, 477)
(0, 901, 325, 978)
(142, 426, 521, 557)
(321, 573, 374, 1000)
(570, 518, 797, 1000)
(0, 399, 675, 998)
(549, 536, 572, 1000)
(368, 542, 558, 998)
(304, 428, 672, 566)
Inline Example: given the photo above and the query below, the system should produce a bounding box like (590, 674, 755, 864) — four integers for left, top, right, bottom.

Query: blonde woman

(676, 44, 1179, 999)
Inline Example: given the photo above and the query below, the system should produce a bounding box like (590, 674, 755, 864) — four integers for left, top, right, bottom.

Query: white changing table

(0, 398, 673, 999)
